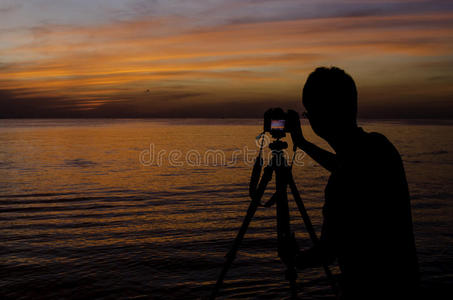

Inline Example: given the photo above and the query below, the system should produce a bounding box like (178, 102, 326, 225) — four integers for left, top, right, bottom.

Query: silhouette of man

(289, 67, 419, 299)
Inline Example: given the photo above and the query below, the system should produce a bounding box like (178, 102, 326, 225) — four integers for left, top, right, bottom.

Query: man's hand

(287, 110, 305, 149)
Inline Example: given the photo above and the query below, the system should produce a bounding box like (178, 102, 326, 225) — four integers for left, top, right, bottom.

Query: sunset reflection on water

(0, 119, 452, 299)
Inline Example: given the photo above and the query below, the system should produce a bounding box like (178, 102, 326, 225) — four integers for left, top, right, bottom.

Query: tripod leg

(210, 165, 274, 300)
(275, 190, 298, 299)
(288, 173, 339, 296)
(274, 158, 298, 299)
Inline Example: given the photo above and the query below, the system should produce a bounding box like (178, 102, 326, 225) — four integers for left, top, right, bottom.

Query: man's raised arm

(288, 110, 337, 172)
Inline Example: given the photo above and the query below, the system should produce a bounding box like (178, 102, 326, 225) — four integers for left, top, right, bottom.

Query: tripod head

(269, 139, 288, 151)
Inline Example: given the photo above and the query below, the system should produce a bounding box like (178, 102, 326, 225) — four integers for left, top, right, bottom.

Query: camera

(263, 108, 291, 139)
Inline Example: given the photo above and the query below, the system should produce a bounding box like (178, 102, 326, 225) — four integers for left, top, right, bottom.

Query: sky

(0, 0, 453, 118)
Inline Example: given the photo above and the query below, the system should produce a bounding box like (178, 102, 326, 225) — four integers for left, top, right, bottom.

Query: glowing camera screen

(271, 120, 285, 131)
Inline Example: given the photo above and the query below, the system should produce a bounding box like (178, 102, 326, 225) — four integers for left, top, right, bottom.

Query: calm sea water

(0, 119, 452, 299)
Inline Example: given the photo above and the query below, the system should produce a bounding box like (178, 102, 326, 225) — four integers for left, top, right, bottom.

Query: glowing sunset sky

(1, 0, 453, 118)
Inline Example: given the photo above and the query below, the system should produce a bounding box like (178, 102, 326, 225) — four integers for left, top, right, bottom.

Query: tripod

(210, 138, 337, 299)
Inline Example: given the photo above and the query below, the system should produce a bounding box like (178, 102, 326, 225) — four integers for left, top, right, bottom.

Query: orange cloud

(1, 12, 453, 113)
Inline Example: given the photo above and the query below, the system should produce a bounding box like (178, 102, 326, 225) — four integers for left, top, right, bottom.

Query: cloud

(0, 1, 453, 118)
(0, 2, 22, 15)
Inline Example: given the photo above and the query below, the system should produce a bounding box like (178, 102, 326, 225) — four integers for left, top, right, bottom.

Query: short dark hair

(302, 67, 357, 124)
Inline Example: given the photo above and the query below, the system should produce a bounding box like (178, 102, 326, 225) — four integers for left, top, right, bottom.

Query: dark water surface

(0, 119, 452, 299)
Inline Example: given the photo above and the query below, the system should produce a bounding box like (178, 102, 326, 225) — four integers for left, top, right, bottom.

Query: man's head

(302, 67, 358, 140)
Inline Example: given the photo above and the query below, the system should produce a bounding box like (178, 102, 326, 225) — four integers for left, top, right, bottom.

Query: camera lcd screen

(271, 119, 285, 131)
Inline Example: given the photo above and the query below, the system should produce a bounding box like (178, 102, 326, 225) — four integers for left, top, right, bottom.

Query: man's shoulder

(361, 130, 401, 162)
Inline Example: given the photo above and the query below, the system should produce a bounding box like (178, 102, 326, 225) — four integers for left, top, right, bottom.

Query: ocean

(0, 119, 452, 299)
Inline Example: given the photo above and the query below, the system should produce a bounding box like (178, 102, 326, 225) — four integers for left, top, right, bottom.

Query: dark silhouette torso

(321, 128, 419, 299)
